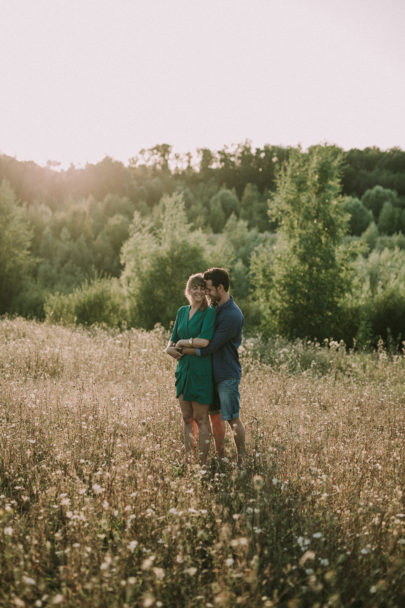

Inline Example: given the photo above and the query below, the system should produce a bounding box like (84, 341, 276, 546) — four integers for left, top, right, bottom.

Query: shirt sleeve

(170, 308, 181, 343)
(197, 310, 241, 356)
(197, 308, 216, 341)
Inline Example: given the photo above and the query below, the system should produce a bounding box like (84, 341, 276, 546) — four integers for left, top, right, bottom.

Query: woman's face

(189, 282, 206, 305)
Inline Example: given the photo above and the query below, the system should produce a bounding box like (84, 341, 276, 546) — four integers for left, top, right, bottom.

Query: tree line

(1, 143, 405, 347)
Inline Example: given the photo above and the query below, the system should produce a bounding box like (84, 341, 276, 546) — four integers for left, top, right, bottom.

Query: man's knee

(227, 417, 240, 427)
(228, 417, 245, 436)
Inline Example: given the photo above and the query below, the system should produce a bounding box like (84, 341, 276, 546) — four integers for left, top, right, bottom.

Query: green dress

(170, 305, 216, 404)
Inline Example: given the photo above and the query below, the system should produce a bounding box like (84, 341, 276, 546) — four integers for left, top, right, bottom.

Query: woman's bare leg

(192, 420, 198, 449)
(192, 402, 211, 465)
(179, 396, 194, 463)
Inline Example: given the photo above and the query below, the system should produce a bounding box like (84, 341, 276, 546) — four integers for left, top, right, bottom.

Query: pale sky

(1, 0, 405, 167)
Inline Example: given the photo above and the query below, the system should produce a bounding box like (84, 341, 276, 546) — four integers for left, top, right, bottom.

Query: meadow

(0, 318, 404, 607)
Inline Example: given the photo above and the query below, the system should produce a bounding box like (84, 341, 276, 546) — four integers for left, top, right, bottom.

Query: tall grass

(0, 318, 404, 607)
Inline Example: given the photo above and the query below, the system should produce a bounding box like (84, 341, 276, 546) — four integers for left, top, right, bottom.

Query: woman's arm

(175, 337, 209, 349)
(175, 307, 215, 351)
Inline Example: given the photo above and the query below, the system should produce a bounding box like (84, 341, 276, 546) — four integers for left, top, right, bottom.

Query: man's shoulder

(221, 298, 244, 322)
(229, 298, 243, 317)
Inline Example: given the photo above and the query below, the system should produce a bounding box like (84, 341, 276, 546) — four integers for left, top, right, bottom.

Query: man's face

(205, 280, 221, 304)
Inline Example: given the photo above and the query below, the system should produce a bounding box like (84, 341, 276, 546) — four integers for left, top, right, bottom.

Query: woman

(166, 273, 216, 465)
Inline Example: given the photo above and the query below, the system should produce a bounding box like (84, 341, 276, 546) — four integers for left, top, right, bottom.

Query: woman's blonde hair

(185, 273, 208, 311)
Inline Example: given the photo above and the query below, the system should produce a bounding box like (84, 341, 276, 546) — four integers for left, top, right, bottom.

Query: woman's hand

(166, 346, 183, 360)
(176, 339, 190, 348)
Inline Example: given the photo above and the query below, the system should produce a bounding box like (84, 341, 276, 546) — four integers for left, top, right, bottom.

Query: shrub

(241, 334, 353, 376)
(346, 247, 405, 347)
(365, 288, 405, 346)
(44, 278, 127, 327)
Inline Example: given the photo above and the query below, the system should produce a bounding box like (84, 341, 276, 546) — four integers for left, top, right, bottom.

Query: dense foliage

(1, 143, 405, 345)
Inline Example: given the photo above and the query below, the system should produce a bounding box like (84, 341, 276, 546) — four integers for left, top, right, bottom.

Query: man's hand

(166, 346, 183, 360)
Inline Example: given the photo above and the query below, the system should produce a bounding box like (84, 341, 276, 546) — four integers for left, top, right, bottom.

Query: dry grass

(0, 318, 404, 607)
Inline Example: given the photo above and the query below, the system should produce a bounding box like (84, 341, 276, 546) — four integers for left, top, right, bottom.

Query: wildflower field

(0, 319, 404, 608)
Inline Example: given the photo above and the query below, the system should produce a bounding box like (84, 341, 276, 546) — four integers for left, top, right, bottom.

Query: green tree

(0, 180, 33, 313)
(361, 185, 398, 221)
(240, 183, 269, 231)
(257, 146, 352, 339)
(121, 193, 208, 329)
(343, 196, 373, 235)
(361, 221, 379, 250)
(208, 196, 226, 233)
(209, 189, 240, 232)
(93, 214, 130, 276)
(377, 201, 400, 235)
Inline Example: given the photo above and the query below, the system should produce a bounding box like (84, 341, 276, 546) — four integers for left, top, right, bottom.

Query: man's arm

(196, 313, 240, 356)
(181, 346, 196, 356)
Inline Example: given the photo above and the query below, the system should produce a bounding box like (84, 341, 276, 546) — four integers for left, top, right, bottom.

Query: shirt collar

(215, 295, 233, 312)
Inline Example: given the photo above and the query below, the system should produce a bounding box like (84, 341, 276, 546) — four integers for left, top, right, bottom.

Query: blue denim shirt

(196, 296, 244, 383)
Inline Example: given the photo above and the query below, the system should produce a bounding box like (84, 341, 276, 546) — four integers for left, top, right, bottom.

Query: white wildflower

(153, 567, 165, 580)
(185, 567, 197, 576)
(141, 556, 155, 570)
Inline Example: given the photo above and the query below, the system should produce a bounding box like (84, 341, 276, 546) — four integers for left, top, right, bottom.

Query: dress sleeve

(170, 308, 181, 343)
(197, 307, 216, 341)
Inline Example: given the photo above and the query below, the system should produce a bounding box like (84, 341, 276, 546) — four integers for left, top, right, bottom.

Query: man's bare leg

(228, 417, 245, 467)
(209, 413, 226, 458)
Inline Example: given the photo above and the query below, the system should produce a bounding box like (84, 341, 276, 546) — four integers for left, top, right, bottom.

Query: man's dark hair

(203, 267, 230, 292)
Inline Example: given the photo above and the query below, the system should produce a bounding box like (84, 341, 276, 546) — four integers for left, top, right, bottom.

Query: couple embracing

(166, 267, 245, 467)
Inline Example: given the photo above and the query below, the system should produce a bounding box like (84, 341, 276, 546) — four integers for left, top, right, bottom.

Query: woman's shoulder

(177, 305, 189, 315)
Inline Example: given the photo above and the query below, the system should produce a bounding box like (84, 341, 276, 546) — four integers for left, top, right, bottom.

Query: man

(181, 267, 246, 466)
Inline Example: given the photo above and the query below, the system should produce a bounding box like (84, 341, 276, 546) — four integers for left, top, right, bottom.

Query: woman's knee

(193, 412, 209, 427)
(182, 413, 194, 425)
